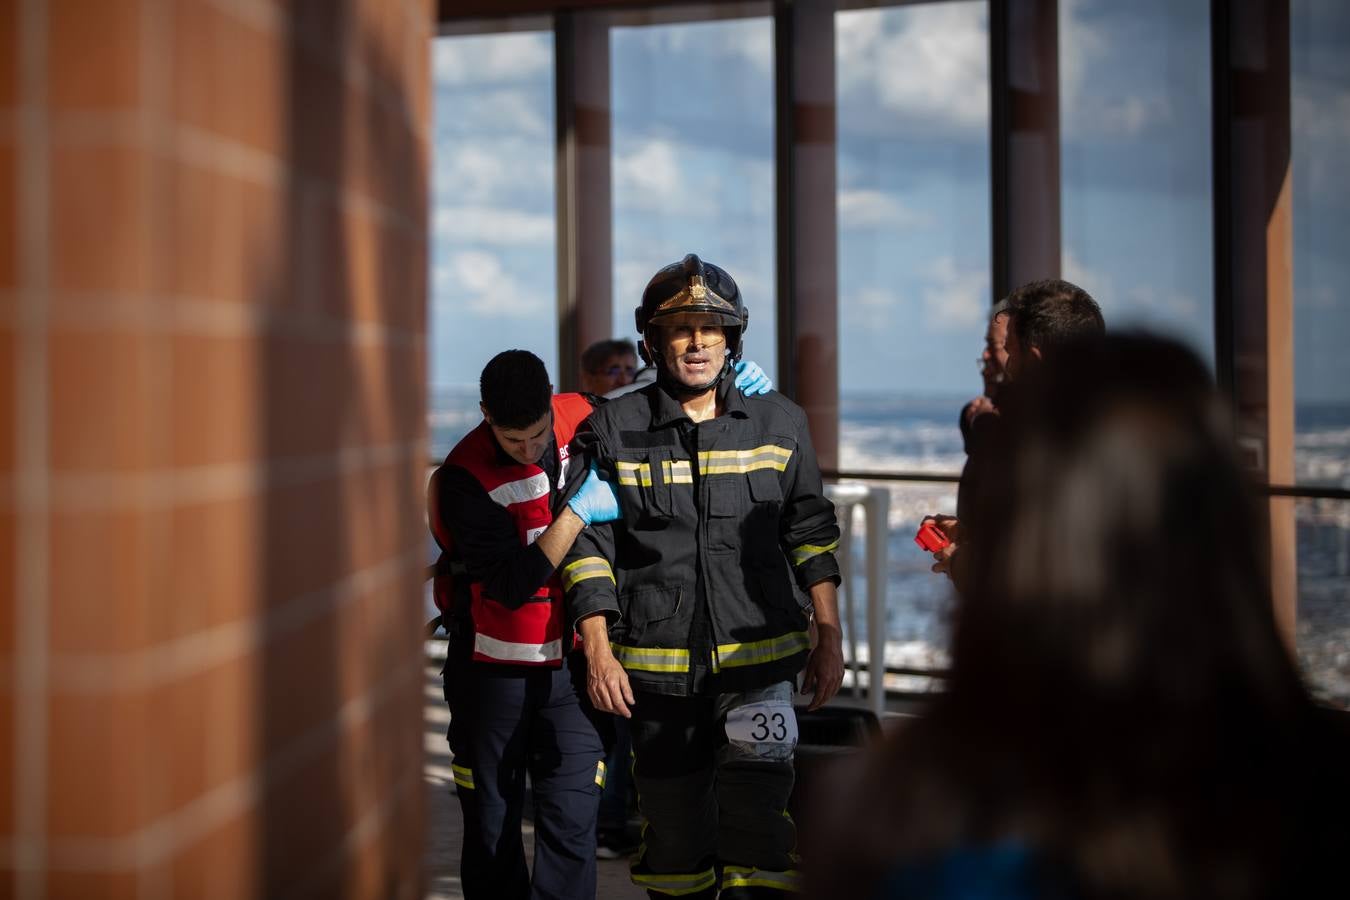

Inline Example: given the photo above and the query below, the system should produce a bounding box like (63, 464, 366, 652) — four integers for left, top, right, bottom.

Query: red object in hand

(914, 521, 951, 553)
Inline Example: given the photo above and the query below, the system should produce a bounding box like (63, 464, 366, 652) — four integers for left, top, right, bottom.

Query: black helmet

(635, 254, 749, 365)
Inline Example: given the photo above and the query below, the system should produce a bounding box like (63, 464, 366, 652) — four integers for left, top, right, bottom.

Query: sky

(429, 0, 1350, 408)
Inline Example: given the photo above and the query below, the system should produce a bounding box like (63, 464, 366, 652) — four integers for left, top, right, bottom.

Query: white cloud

(1058, 0, 1174, 138)
(433, 33, 551, 86)
(614, 139, 685, 209)
(920, 257, 987, 331)
(434, 206, 554, 246)
(434, 142, 552, 205)
(434, 251, 546, 319)
(838, 189, 928, 230)
(639, 19, 773, 75)
(842, 286, 903, 329)
(838, 5, 989, 133)
(436, 88, 551, 139)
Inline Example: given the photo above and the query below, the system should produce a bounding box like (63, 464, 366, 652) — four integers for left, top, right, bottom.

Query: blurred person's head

(479, 350, 554, 465)
(1004, 279, 1104, 381)
(579, 338, 638, 395)
(980, 300, 1010, 398)
(809, 334, 1346, 900)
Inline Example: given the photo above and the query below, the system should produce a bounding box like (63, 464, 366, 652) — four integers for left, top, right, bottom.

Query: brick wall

(2, 1, 432, 896)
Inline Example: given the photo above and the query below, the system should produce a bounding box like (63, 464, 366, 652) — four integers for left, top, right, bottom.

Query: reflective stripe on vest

(721, 865, 801, 893)
(630, 867, 718, 896)
(561, 556, 615, 591)
(790, 538, 839, 567)
(487, 471, 550, 508)
(473, 632, 563, 665)
(611, 643, 690, 673)
(712, 630, 810, 673)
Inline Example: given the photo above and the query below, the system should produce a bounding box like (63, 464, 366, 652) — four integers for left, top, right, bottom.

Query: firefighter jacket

(429, 393, 594, 667)
(562, 378, 840, 696)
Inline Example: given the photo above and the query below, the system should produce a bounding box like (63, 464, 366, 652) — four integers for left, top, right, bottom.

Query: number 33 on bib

(725, 701, 799, 758)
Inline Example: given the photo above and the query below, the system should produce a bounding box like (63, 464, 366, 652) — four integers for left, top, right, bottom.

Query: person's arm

(439, 466, 559, 607)
(560, 426, 631, 714)
(778, 405, 844, 709)
(799, 579, 843, 711)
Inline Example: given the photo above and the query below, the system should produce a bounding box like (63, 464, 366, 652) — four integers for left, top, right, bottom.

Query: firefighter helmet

(634, 254, 749, 365)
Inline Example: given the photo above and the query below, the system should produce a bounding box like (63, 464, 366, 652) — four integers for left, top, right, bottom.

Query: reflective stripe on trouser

(442, 648, 608, 900)
(629, 685, 798, 896)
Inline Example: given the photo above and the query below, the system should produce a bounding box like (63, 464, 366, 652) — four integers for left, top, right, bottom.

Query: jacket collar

(646, 373, 749, 429)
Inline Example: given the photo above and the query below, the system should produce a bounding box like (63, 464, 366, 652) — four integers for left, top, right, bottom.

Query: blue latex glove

(567, 464, 621, 526)
(733, 359, 773, 395)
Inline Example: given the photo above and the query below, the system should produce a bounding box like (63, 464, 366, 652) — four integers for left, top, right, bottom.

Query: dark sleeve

(561, 426, 621, 629)
(779, 405, 842, 590)
(438, 465, 556, 608)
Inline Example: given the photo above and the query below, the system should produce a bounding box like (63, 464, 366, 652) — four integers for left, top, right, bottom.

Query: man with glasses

(580, 339, 641, 396)
(562, 254, 843, 899)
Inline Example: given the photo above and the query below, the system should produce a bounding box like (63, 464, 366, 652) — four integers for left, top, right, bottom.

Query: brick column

(3, 1, 433, 896)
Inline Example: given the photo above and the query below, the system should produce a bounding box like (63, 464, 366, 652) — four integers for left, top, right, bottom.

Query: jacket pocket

(616, 585, 683, 645)
(616, 451, 675, 521)
(747, 467, 783, 506)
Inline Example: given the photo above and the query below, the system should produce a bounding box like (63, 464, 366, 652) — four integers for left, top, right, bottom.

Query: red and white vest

(428, 393, 594, 667)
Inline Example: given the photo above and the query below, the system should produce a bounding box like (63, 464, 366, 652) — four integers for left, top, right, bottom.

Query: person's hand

(963, 395, 997, 428)
(922, 515, 959, 578)
(733, 359, 772, 395)
(586, 644, 635, 718)
(567, 464, 620, 525)
(801, 622, 844, 711)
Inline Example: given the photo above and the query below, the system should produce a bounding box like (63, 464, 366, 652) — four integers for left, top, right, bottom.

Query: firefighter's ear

(479, 402, 491, 425)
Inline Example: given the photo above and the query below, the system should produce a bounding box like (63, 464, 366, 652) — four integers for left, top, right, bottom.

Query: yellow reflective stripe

(696, 444, 793, 475)
(616, 461, 652, 486)
(790, 539, 839, 566)
(595, 760, 607, 788)
(612, 643, 690, 673)
(721, 865, 801, 892)
(712, 631, 810, 672)
(561, 556, 615, 591)
(451, 764, 475, 790)
(630, 868, 718, 896)
(660, 459, 694, 484)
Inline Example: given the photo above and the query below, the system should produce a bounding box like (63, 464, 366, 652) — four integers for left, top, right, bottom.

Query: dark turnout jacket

(562, 377, 840, 696)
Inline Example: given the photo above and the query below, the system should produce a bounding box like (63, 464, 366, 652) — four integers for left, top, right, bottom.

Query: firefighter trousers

(629, 682, 800, 899)
(442, 649, 610, 900)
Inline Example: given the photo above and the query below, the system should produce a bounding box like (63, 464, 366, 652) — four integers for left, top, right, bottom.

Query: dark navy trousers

(442, 647, 610, 900)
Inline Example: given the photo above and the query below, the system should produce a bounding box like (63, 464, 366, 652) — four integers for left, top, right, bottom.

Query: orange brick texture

(3, 1, 433, 896)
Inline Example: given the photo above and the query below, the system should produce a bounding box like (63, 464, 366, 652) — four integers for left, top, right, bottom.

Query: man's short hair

(1006, 279, 1104, 359)
(581, 339, 637, 374)
(480, 350, 551, 429)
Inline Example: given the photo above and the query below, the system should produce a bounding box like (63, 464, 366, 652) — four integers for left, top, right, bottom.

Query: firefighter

(562, 255, 845, 898)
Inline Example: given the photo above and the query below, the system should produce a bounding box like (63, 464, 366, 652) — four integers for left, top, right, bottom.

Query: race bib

(725, 701, 798, 745)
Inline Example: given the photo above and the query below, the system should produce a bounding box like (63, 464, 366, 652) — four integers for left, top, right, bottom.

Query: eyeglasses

(598, 365, 637, 377)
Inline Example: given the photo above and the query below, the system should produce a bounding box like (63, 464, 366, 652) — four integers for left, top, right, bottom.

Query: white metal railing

(824, 482, 890, 720)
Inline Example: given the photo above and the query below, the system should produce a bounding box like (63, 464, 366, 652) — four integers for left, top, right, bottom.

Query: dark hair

(479, 350, 551, 429)
(1006, 279, 1104, 359)
(809, 334, 1350, 899)
(581, 339, 637, 374)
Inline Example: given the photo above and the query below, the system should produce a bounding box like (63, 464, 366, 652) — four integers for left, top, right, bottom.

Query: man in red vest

(429, 349, 623, 900)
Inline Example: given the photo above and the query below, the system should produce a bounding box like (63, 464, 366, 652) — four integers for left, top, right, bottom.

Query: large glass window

(836, 1, 992, 677)
(429, 29, 557, 458)
(1059, 0, 1214, 363)
(1292, 0, 1350, 491)
(609, 6, 777, 372)
(1296, 498, 1350, 709)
